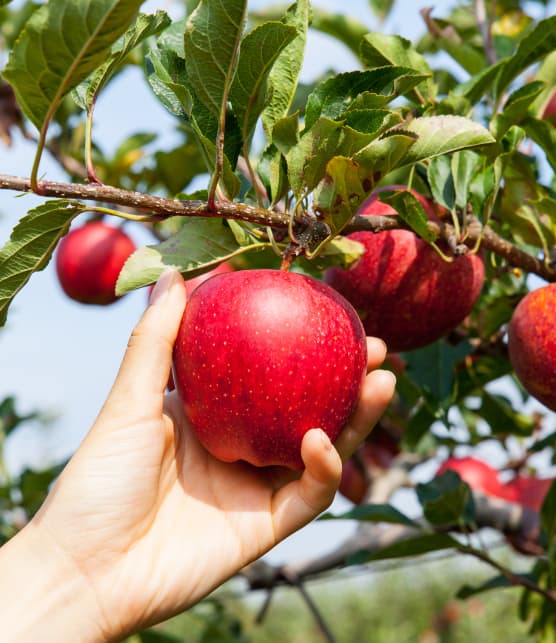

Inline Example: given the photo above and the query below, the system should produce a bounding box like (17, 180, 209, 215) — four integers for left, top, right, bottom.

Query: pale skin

(0, 270, 396, 642)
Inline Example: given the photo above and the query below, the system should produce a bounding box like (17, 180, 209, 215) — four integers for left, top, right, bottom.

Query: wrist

(0, 521, 110, 643)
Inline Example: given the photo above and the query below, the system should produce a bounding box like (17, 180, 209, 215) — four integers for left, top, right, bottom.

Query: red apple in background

(56, 221, 136, 305)
(324, 190, 485, 352)
(542, 90, 556, 125)
(172, 269, 367, 469)
(339, 426, 401, 503)
(502, 475, 553, 511)
(508, 284, 556, 412)
(436, 456, 507, 499)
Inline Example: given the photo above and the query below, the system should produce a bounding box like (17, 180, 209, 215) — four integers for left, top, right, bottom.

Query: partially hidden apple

(56, 221, 136, 305)
(324, 189, 485, 352)
(436, 456, 508, 499)
(172, 269, 367, 469)
(339, 426, 401, 503)
(502, 475, 554, 512)
(508, 284, 556, 412)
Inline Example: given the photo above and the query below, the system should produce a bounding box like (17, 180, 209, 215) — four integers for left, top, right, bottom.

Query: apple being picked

(324, 189, 485, 352)
(172, 269, 367, 469)
(56, 221, 136, 305)
(508, 284, 556, 412)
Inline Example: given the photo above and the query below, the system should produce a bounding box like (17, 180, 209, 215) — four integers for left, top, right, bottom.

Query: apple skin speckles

(173, 269, 367, 469)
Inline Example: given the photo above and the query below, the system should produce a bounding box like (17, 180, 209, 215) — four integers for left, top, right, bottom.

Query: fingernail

(149, 269, 177, 306)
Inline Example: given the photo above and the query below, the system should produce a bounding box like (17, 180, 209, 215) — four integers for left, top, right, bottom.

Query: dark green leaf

(19, 464, 65, 516)
(261, 0, 309, 137)
(405, 339, 472, 407)
(368, 0, 395, 22)
(304, 67, 429, 131)
(73, 11, 170, 111)
(184, 0, 247, 116)
(230, 21, 296, 143)
(416, 470, 475, 526)
(320, 503, 419, 528)
(457, 575, 516, 599)
(0, 200, 83, 326)
(360, 32, 434, 101)
(347, 533, 461, 565)
(4, 0, 145, 130)
(479, 392, 536, 437)
(541, 480, 556, 547)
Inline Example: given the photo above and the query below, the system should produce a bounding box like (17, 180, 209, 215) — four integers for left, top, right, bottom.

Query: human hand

(0, 270, 396, 642)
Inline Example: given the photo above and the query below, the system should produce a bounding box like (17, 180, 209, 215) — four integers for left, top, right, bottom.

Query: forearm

(0, 522, 109, 643)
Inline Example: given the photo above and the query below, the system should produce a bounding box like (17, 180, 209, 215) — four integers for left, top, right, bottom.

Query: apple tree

(2, 0, 556, 639)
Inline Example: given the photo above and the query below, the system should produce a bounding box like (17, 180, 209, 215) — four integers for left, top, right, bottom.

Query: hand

(0, 270, 396, 642)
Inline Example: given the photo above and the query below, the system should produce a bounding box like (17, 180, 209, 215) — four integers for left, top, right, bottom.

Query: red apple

(324, 190, 485, 352)
(172, 269, 367, 469)
(502, 475, 553, 511)
(508, 284, 556, 411)
(542, 90, 556, 125)
(436, 456, 507, 499)
(56, 221, 136, 305)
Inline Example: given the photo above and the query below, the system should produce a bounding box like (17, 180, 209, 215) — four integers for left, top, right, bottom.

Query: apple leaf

(73, 10, 170, 111)
(428, 155, 455, 211)
(261, 0, 309, 137)
(346, 533, 462, 566)
(416, 470, 475, 527)
(3, 0, 146, 131)
(320, 503, 419, 528)
(457, 575, 515, 600)
(383, 190, 437, 243)
(304, 67, 430, 131)
(116, 218, 268, 294)
(368, 0, 395, 22)
(229, 21, 296, 144)
(313, 156, 367, 236)
(308, 7, 368, 57)
(541, 480, 556, 548)
(0, 200, 84, 326)
(286, 117, 343, 197)
(451, 150, 480, 211)
(494, 15, 556, 102)
(479, 391, 536, 437)
(353, 132, 417, 175)
(522, 117, 556, 172)
(184, 0, 247, 117)
(400, 116, 495, 167)
(359, 32, 435, 101)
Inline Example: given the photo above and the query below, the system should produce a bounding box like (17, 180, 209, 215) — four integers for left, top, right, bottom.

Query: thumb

(101, 270, 187, 420)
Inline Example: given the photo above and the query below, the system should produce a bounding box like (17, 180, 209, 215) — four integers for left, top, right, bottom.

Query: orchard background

(2, 0, 556, 640)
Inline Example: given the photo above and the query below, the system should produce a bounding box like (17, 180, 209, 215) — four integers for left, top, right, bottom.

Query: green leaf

(416, 470, 475, 526)
(347, 533, 461, 566)
(286, 117, 343, 196)
(400, 116, 495, 167)
(494, 15, 556, 101)
(116, 218, 267, 294)
(491, 81, 546, 139)
(457, 575, 516, 599)
(229, 21, 296, 143)
(0, 200, 83, 326)
(479, 392, 536, 437)
(360, 32, 434, 101)
(405, 339, 472, 407)
(522, 117, 556, 172)
(456, 60, 506, 106)
(313, 156, 366, 236)
(353, 132, 416, 175)
(3, 0, 145, 130)
(428, 155, 455, 211)
(384, 190, 437, 243)
(320, 503, 419, 528)
(184, 0, 247, 116)
(452, 150, 480, 211)
(541, 480, 556, 547)
(261, 0, 309, 137)
(73, 10, 170, 111)
(304, 67, 429, 131)
(309, 8, 368, 57)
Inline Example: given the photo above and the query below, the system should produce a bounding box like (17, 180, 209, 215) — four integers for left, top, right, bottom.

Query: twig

(474, 0, 497, 66)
